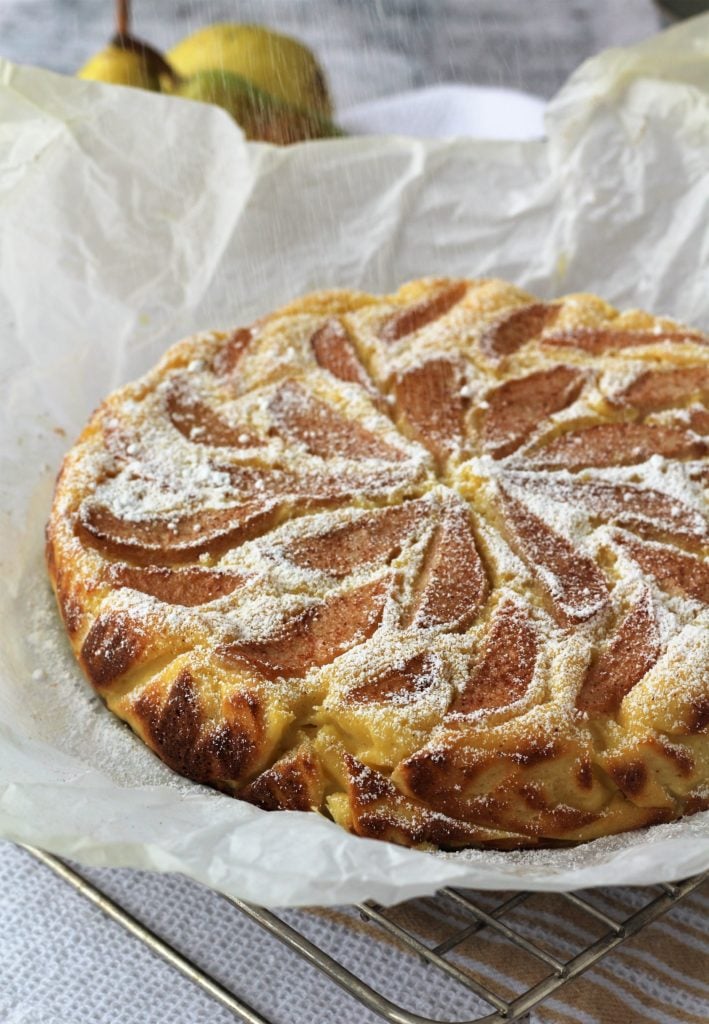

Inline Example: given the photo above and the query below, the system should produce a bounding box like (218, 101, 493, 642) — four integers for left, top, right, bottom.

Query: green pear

(168, 23, 332, 118)
(78, 45, 161, 90)
(176, 70, 342, 144)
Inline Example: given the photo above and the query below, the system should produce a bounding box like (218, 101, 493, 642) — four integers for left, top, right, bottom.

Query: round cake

(46, 277, 709, 850)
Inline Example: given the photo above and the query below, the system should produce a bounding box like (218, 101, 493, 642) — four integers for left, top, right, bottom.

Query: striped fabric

(315, 882, 709, 1022)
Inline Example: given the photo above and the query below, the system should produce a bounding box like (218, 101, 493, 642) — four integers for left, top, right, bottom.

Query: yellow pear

(175, 70, 342, 144)
(168, 23, 331, 117)
(78, 45, 161, 90)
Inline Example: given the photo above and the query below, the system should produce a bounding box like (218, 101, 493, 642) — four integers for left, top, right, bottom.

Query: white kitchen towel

(340, 83, 546, 140)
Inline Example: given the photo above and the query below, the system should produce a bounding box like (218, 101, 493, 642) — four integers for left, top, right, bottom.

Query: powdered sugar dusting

(45, 276, 709, 854)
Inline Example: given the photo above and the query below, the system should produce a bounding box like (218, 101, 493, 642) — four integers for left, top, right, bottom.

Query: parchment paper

(1, 16, 708, 907)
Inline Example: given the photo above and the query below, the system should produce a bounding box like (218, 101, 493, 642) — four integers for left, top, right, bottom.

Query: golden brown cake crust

(46, 277, 709, 850)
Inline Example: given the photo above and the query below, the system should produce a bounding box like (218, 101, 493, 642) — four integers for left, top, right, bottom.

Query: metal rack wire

(21, 844, 707, 1024)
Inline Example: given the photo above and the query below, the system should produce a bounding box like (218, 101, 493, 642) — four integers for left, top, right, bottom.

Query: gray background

(0, 0, 665, 106)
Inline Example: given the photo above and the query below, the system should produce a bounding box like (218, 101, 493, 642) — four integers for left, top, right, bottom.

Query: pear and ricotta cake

(46, 277, 709, 850)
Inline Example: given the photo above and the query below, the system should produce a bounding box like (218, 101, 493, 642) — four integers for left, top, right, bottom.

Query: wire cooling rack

(20, 844, 707, 1024)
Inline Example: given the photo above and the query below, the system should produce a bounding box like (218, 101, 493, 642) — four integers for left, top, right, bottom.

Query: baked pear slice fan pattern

(47, 277, 709, 850)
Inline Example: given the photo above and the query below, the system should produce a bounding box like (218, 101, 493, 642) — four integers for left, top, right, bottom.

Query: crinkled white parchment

(1, 16, 708, 908)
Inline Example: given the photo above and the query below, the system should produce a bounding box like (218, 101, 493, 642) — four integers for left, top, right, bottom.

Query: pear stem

(110, 31, 181, 86)
(116, 0, 130, 38)
(112, 0, 181, 87)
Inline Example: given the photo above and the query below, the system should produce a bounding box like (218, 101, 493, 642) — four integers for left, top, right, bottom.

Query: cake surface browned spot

(46, 276, 709, 852)
(132, 671, 203, 775)
(81, 611, 146, 687)
(241, 742, 324, 811)
(688, 698, 709, 735)
(132, 672, 263, 783)
(607, 760, 648, 799)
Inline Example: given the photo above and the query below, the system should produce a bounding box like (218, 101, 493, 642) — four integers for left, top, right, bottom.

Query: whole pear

(78, 45, 161, 90)
(168, 24, 331, 117)
(176, 70, 341, 144)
